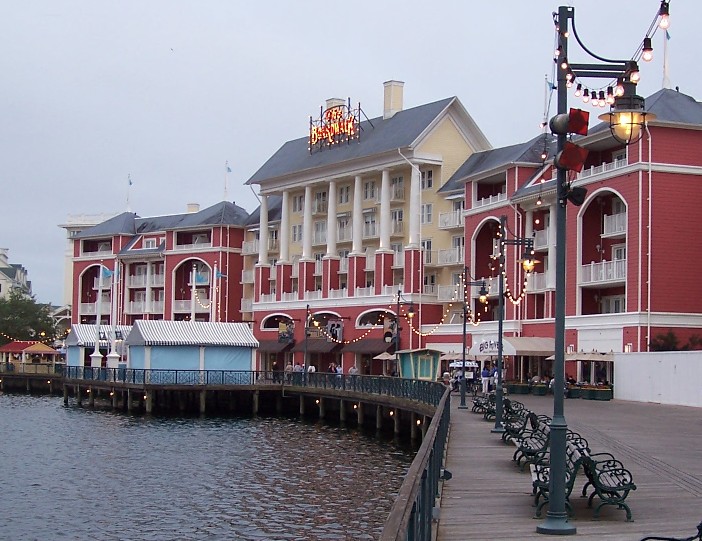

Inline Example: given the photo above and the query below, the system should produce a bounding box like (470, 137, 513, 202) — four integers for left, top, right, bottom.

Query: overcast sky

(2, 0, 698, 306)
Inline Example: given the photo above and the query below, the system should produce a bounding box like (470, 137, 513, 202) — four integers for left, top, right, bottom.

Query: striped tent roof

(65, 324, 133, 348)
(127, 320, 258, 348)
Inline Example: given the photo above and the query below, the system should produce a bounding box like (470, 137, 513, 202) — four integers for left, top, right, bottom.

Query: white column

(547, 204, 557, 288)
(351, 176, 363, 255)
(326, 180, 337, 256)
(145, 262, 152, 314)
(379, 169, 391, 251)
(258, 195, 269, 264)
(280, 190, 290, 263)
(525, 210, 534, 238)
(408, 165, 421, 248)
(303, 185, 313, 260)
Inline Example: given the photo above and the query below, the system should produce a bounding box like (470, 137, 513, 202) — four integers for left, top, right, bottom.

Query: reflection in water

(0, 394, 414, 540)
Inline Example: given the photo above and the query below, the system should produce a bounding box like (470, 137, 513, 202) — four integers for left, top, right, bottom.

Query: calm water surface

(0, 394, 415, 541)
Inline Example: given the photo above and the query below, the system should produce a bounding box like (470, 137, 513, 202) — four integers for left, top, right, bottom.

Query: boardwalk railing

(381, 387, 451, 541)
(1, 362, 65, 375)
(64, 367, 446, 407)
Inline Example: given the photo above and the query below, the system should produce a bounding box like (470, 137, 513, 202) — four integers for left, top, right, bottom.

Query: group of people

(448, 363, 499, 395)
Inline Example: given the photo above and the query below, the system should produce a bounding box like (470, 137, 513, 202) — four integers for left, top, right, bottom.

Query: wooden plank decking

(435, 393, 702, 540)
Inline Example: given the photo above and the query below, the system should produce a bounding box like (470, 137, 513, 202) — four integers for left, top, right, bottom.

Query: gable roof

(246, 97, 490, 186)
(75, 202, 251, 240)
(0, 340, 41, 353)
(440, 134, 555, 194)
(126, 320, 258, 348)
(65, 324, 133, 348)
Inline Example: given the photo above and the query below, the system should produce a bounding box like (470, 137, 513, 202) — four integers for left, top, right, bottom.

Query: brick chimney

(325, 98, 346, 110)
(186, 203, 200, 213)
(383, 80, 404, 119)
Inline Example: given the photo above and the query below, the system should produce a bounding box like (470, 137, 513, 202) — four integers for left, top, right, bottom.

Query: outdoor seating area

(472, 395, 637, 522)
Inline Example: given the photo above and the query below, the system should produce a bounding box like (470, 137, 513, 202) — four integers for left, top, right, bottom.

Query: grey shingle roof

(245, 195, 282, 226)
(75, 202, 251, 239)
(127, 320, 258, 347)
(440, 134, 556, 194)
(246, 98, 457, 185)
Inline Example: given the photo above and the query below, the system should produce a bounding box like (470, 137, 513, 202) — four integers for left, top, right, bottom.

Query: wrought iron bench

(580, 454, 637, 521)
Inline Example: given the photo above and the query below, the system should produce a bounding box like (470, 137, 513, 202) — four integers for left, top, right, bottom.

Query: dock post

(111, 389, 118, 409)
(26, 378, 31, 393)
(63, 384, 68, 405)
(76, 385, 82, 407)
(376, 405, 383, 430)
(145, 391, 153, 414)
(199, 391, 206, 415)
(318, 397, 325, 419)
(252, 390, 259, 415)
(127, 389, 133, 412)
(393, 409, 401, 435)
(339, 399, 346, 423)
(88, 388, 95, 408)
(421, 415, 428, 439)
(356, 402, 364, 426)
(299, 395, 305, 416)
(410, 412, 418, 441)
(275, 394, 282, 414)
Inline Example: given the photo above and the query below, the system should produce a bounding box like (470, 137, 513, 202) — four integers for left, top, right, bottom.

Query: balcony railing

(391, 186, 405, 201)
(329, 288, 347, 299)
(126, 301, 145, 314)
(92, 277, 113, 290)
(151, 300, 164, 313)
(172, 299, 211, 313)
(242, 270, 254, 283)
(127, 275, 147, 288)
(151, 274, 165, 287)
(527, 271, 548, 292)
(363, 223, 378, 238)
(603, 213, 627, 237)
(313, 232, 327, 245)
(355, 286, 374, 297)
(281, 292, 298, 302)
(173, 241, 212, 251)
(580, 259, 627, 284)
(242, 240, 259, 255)
(189, 273, 210, 286)
(337, 227, 352, 242)
(473, 192, 507, 209)
(339, 257, 349, 273)
(438, 210, 463, 229)
(268, 238, 279, 252)
(391, 221, 404, 235)
(423, 284, 437, 295)
(534, 228, 550, 251)
(314, 260, 323, 275)
(365, 250, 376, 272)
(422, 250, 437, 266)
(546, 157, 628, 183)
(437, 284, 464, 302)
(437, 247, 464, 265)
(304, 290, 323, 301)
(258, 293, 276, 303)
(313, 200, 328, 214)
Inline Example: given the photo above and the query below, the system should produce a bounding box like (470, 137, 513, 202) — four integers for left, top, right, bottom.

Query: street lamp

(492, 216, 536, 432)
(391, 290, 415, 360)
(459, 267, 488, 409)
(303, 304, 320, 373)
(538, 6, 657, 535)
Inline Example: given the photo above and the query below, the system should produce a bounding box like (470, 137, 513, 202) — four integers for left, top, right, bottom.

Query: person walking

(481, 364, 491, 395)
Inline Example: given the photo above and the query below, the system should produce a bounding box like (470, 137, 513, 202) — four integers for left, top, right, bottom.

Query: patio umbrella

(448, 360, 479, 368)
(373, 351, 396, 360)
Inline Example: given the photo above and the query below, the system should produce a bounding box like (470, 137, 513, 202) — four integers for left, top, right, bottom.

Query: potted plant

(532, 384, 548, 396)
(507, 382, 530, 394)
(566, 385, 581, 398)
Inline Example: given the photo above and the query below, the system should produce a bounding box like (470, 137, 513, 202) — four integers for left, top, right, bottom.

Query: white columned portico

(258, 195, 269, 264)
(302, 185, 313, 260)
(326, 180, 337, 256)
(351, 175, 363, 255)
(408, 165, 421, 248)
(280, 190, 290, 263)
(379, 170, 391, 251)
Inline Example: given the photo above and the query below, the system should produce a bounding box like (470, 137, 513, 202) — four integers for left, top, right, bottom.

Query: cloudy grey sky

(2, 0, 698, 306)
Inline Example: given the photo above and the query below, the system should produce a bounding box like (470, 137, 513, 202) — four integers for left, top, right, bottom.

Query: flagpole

(211, 263, 217, 322)
(126, 174, 132, 212)
(90, 264, 105, 368)
(107, 265, 120, 370)
(662, 30, 671, 89)
(224, 161, 230, 201)
(191, 263, 197, 321)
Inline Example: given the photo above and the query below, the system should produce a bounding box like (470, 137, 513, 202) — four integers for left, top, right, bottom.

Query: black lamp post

(492, 216, 535, 433)
(459, 267, 488, 409)
(538, 6, 657, 535)
(392, 290, 415, 365)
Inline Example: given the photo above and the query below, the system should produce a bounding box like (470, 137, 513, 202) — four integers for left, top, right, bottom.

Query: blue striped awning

(65, 324, 133, 348)
(127, 320, 258, 348)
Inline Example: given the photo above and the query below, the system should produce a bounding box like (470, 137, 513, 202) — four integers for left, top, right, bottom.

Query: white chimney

(325, 98, 346, 110)
(383, 80, 404, 119)
(186, 203, 200, 213)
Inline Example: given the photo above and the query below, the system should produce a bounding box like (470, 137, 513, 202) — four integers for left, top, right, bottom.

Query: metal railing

(1, 362, 65, 375)
(381, 387, 451, 541)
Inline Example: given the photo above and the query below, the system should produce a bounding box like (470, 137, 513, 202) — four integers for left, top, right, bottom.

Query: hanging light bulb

(574, 83, 582, 97)
(582, 89, 590, 103)
(614, 81, 625, 97)
(592, 93, 600, 107)
(642, 37, 654, 62)
(560, 58, 568, 70)
(606, 87, 615, 105)
(536, 195, 543, 206)
(599, 91, 606, 107)
(659, 1, 670, 29)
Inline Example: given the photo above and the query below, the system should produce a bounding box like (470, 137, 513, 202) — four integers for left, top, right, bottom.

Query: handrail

(380, 387, 451, 541)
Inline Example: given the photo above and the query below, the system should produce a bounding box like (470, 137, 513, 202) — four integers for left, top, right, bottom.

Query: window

(613, 149, 626, 164)
(421, 239, 433, 264)
(313, 221, 327, 244)
(612, 199, 625, 215)
(391, 176, 404, 199)
(612, 244, 626, 260)
(338, 185, 350, 205)
(452, 236, 464, 250)
(602, 295, 626, 314)
(144, 239, 156, 249)
(421, 170, 433, 190)
(452, 200, 464, 212)
(292, 194, 304, 213)
(364, 180, 377, 200)
(314, 191, 327, 213)
(292, 224, 303, 243)
(421, 203, 433, 224)
(363, 211, 377, 237)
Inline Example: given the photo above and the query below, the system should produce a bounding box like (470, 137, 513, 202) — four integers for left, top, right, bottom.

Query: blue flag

(101, 267, 114, 279)
(216, 271, 227, 279)
(195, 272, 208, 284)
(226, 166, 232, 173)
(128, 174, 133, 186)
(665, 30, 671, 40)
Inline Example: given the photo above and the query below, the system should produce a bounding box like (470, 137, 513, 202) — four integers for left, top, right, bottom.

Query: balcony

(602, 213, 627, 238)
(313, 232, 327, 246)
(151, 300, 164, 313)
(242, 240, 259, 255)
(339, 257, 349, 273)
(259, 293, 276, 303)
(268, 238, 280, 252)
(391, 221, 404, 236)
(580, 259, 627, 285)
(355, 286, 374, 297)
(437, 284, 464, 302)
(313, 200, 328, 214)
(365, 249, 376, 272)
(151, 274, 165, 287)
(391, 185, 405, 201)
(127, 275, 147, 288)
(534, 228, 550, 251)
(79, 300, 114, 316)
(281, 292, 298, 302)
(314, 260, 323, 275)
(172, 299, 210, 313)
(423, 250, 437, 266)
(92, 277, 113, 290)
(304, 290, 323, 301)
(438, 247, 464, 266)
(363, 223, 378, 239)
(241, 270, 254, 284)
(173, 241, 212, 251)
(126, 301, 145, 314)
(329, 288, 348, 299)
(423, 284, 437, 295)
(438, 210, 463, 229)
(337, 227, 352, 242)
(393, 251, 404, 267)
(473, 192, 507, 209)
(527, 271, 548, 292)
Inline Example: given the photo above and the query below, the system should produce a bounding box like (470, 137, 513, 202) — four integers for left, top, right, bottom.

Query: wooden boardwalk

(436, 393, 702, 540)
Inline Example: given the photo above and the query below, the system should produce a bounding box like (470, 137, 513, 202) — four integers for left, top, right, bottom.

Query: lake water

(0, 393, 415, 541)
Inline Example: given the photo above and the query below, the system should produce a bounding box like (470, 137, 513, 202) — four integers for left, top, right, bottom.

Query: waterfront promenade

(436, 393, 702, 541)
